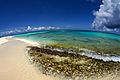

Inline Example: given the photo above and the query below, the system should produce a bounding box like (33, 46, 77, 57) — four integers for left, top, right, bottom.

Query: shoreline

(0, 38, 59, 80)
(26, 44, 120, 80)
(0, 36, 120, 80)
(0, 36, 39, 46)
(0, 36, 13, 45)
(1, 36, 120, 62)
(14, 38, 39, 46)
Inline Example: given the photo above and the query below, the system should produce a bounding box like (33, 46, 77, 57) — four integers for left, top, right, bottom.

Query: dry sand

(0, 40, 59, 80)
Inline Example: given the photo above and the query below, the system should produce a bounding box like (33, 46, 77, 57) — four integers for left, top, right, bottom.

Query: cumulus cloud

(92, 0, 120, 32)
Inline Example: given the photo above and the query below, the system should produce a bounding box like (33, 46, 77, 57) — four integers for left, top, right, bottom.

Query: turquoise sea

(13, 30, 120, 79)
(14, 30, 120, 56)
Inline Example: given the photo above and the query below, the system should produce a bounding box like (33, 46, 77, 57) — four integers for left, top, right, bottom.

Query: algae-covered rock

(26, 46, 120, 80)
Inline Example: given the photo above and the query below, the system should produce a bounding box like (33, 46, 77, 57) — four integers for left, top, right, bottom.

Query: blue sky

(0, 0, 102, 30)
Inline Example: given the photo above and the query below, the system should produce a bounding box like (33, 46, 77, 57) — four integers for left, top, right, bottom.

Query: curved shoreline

(1, 36, 120, 62)
(0, 39, 59, 80)
(0, 36, 13, 45)
(0, 36, 120, 80)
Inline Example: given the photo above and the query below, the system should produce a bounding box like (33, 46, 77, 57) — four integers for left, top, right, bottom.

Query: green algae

(45, 43, 120, 56)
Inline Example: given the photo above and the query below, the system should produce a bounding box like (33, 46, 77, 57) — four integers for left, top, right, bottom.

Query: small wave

(0, 26, 60, 37)
(15, 38, 39, 46)
(45, 47, 120, 62)
(79, 49, 120, 62)
(0, 36, 13, 45)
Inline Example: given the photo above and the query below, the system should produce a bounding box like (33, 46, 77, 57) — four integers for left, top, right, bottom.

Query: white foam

(15, 38, 39, 46)
(0, 36, 13, 45)
(80, 51, 120, 62)
(0, 26, 61, 36)
(76, 49, 120, 62)
(47, 48, 120, 62)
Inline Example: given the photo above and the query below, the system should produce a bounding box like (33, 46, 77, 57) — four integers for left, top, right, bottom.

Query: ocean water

(14, 30, 120, 58)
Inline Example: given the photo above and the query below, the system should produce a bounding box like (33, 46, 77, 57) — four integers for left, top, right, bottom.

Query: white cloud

(92, 0, 120, 32)
(0, 26, 60, 36)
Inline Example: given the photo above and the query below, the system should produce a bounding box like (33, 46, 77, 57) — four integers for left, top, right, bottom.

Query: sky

(0, 0, 102, 30)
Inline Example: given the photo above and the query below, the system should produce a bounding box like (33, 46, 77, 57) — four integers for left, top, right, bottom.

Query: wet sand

(0, 40, 58, 80)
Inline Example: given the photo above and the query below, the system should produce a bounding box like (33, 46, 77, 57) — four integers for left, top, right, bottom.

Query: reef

(26, 45, 120, 80)
(45, 43, 120, 56)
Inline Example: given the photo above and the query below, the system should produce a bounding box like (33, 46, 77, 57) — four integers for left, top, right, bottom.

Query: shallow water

(14, 30, 120, 79)
(14, 30, 120, 62)
(14, 30, 120, 55)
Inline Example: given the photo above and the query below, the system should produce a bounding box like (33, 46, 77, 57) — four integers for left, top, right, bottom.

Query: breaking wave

(46, 47, 120, 62)
(79, 49, 120, 62)
(0, 26, 60, 37)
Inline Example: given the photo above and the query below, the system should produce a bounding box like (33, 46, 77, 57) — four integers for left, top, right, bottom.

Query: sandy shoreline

(1, 37, 120, 80)
(0, 39, 59, 80)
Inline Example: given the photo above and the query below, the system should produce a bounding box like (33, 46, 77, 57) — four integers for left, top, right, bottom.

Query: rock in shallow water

(26, 46, 120, 80)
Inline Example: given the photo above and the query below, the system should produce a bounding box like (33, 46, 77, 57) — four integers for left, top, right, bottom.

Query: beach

(0, 35, 120, 80)
(0, 37, 58, 80)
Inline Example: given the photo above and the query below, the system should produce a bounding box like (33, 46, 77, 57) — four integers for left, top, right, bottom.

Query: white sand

(0, 36, 12, 45)
(0, 37, 120, 80)
(0, 39, 59, 80)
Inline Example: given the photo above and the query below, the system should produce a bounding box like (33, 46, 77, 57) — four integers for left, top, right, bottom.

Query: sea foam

(46, 47, 120, 62)
(0, 36, 13, 45)
(80, 50, 120, 62)
(15, 38, 39, 46)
